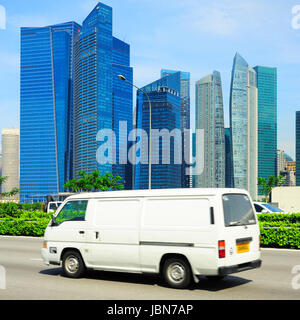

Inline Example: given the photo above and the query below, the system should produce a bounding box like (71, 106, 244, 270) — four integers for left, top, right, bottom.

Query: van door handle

(79, 230, 85, 234)
(95, 231, 99, 239)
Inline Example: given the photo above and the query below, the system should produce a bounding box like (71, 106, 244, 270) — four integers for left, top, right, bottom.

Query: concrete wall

(272, 186, 300, 212)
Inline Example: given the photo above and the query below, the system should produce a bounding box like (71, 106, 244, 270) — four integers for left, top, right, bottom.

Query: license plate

(236, 242, 249, 253)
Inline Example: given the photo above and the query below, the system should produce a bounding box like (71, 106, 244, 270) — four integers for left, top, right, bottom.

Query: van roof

(66, 188, 249, 200)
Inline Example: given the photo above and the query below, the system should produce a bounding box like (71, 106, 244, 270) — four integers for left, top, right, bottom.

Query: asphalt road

(0, 236, 299, 300)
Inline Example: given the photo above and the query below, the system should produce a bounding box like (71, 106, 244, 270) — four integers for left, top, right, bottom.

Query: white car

(253, 202, 284, 214)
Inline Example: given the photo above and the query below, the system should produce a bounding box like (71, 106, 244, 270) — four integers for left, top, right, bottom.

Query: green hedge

(0, 217, 50, 237)
(257, 213, 300, 249)
(0, 208, 51, 237)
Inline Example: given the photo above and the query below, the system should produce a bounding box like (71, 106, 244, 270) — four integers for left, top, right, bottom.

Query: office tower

(296, 111, 300, 186)
(225, 127, 234, 188)
(112, 37, 133, 189)
(74, 3, 133, 189)
(20, 22, 81, 202)
(1, 129, 20, 200)
(194, 71, 225, 188)
(285, 161, 296, 186)
(253, 66, 277, 185)
(230, 53, 258, 199)
(277, 149, 286, 175)
(135, 83, 181, 189)
(161, 69, 191, 188)
(20, 3, 133, 201)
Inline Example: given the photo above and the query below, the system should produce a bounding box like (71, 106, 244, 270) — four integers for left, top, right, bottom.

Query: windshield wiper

(229, 220, 248, 227)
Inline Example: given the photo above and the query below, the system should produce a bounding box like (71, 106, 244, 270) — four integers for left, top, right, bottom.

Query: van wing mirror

(51, 214, 58, 227)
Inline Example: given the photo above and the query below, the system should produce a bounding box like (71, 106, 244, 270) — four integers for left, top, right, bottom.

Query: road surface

(0, 236, 299, 300)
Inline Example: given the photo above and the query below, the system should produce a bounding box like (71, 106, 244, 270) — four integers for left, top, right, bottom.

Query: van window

(49, 203, 58, 211)
(254, 203, 263, 213)
(222, 194, 256, 227)
(55, 200, 88, 225)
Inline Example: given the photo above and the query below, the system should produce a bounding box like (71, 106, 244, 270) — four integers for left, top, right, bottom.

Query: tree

(257, 175, 285, 203)
(63, 170, 124, 193)
(0, 176, 20, 200)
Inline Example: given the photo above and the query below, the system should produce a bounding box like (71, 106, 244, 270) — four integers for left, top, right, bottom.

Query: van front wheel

(162, 258, 192, 289)
(62, 250, 86, 278)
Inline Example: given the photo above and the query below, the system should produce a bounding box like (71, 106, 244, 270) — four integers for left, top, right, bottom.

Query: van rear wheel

(62, 250, 86, 278)
(162, 258, 192, 289)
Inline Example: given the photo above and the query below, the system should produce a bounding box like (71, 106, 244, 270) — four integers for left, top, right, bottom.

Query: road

(0, 236, 299, 300)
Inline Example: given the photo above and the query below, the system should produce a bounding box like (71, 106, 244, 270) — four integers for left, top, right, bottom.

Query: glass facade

(253, 66, 277, 187)
(20, 3, 134, 202)
(296, 111, 300, 186)
(74, 3, 133, 189)
(224, 127, 234, 188)
(194, 71, 225, 188)
(230, 53, 258, 199)
(20, 22, 81, 202)
(134, 84, 181, 189)
(112, 37, 133, 189)
(161, 69, 191, 187)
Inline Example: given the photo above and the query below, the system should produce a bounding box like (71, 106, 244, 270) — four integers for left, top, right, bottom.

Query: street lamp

(117, 74, 152, 189)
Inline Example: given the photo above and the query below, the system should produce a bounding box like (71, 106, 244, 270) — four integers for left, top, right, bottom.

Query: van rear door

(221, 193, 260, 266)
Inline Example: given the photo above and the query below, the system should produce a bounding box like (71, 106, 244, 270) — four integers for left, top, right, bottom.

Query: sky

(0, 0, 300, 158)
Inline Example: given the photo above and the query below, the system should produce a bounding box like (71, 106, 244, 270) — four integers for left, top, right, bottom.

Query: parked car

(253, 202, 284, 214)
(42, 188, 261, 289)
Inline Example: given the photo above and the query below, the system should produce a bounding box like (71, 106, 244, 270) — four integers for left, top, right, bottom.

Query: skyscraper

(112, 37, 133, 189)
(73, 3, 133, 188)
(134, 82, 181, 189)
(161, 69, 191, 188)
(253, 66, 277, 185)
(20, 3, 133, 202)
(194, 71, 225, 188)
(20, 22, 81, 202)
(296, 111, 300, 186)
(1, 129, 20, 200)
(225, 127, 234, 188)
(230, 53, 258, 199)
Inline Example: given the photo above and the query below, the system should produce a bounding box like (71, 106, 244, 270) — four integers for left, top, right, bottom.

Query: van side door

(85, 198, 141, 272)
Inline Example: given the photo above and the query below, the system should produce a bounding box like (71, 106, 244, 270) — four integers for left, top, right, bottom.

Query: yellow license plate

(236, 242, 249, 253)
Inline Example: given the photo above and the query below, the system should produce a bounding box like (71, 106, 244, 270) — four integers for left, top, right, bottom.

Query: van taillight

(218, 240, 226, 258)
(259, 235, 261, 251)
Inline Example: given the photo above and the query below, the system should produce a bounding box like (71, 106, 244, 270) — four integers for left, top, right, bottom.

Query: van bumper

(218, 259, 262, 276)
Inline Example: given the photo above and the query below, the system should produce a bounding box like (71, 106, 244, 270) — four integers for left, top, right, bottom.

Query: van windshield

(222, 194, 256, 227)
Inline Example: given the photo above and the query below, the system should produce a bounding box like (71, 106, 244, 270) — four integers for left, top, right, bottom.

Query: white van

(41, 188, 262, 289)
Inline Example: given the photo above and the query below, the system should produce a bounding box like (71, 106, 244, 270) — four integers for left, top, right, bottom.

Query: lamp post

(118, 74, 152, 189)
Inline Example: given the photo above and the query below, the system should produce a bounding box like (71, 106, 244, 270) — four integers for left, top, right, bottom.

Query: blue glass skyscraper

(253, 66, 277, 185)
(134, 81, 181, 189)
(161, 69, 191, 187)
(112, 37, 133, 189)
(74, 3, 133, 189)
(20, 2, 133, 202)
(20, 22, 81, 202)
